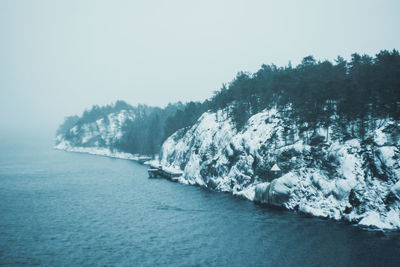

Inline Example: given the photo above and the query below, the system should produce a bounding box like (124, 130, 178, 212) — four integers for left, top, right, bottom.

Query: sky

(0, 0, 399, 136)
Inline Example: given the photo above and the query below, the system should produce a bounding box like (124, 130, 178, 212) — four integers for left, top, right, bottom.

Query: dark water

(1, 138, 400, 266)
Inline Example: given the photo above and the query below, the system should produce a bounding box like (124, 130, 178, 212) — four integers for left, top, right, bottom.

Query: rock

(157, 108, 400, 230)
(349, 189, 361, 207)
(309, 135, 325, 146)
(390, 180, 400, 200)
(254, 173, 296, 207)
(254, 182, 269, 203)
(266, 178, 291, 207)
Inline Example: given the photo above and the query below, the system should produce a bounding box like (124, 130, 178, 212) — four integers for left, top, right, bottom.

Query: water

(1, 137, 400, 266)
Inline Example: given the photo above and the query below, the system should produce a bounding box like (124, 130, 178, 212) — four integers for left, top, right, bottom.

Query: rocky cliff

(55, 109, 138, 159)
(55, 104, 400, 230)
(159, 108, 400, 230)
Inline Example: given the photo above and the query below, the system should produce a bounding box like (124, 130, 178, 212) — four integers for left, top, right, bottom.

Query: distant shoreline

(54, 143, 149, 162)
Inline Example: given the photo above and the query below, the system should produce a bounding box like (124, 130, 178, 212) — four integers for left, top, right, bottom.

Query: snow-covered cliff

(55, 109, 136, 159)
(55, 104, 400, 230)
(159, 108, 400, 230)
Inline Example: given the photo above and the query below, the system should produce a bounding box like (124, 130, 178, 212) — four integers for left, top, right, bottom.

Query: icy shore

(55, 106, 400, 230)
(54, 140, 143, 161)
(158, 108, 400, 230)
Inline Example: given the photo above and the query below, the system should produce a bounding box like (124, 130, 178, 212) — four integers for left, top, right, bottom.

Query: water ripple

(0, 144, 399, 266)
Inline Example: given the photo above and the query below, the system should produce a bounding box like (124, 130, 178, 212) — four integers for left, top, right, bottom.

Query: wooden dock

(148, 165, 183, 181)
(148, 168, 159, 178)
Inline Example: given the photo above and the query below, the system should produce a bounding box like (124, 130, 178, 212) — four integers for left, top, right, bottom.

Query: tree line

(210, 49, 400, 141)
(58, 49, 400, 154)
(57, 99, 208, 155)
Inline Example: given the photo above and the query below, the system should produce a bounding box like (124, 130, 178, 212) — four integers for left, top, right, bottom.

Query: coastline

(54, 141, 400, 231)
(54, 141, 147, 162)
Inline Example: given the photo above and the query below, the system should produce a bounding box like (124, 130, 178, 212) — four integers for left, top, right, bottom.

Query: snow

(359, 211, 392, 229)
(330, 139, 362, 184)
(158, 107, 400, 230)
(54, 139, 140, 161)
(57, 105, 400, 231)
(71, 126, 78, 134)
(299, 204, 331, 218)
(61, 109, 135, 148)
(386, 209, 400, 228)
(233, 184, 256, 200)
(391, 180, 400, 199)
(161, 165, 183, 176)
(147, 160, 162, 168)
(375, 127, 388, 146)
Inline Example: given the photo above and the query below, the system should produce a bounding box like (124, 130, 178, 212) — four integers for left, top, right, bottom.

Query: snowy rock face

(160, 108, 400, 230)
(55, 110, 134, 150)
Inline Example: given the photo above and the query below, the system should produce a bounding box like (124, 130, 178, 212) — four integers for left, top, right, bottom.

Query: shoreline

(54, 143, 400, 231)
(53, 143, 153, 163)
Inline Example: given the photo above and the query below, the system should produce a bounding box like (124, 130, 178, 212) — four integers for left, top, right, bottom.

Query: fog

(1, 0, 399, 138)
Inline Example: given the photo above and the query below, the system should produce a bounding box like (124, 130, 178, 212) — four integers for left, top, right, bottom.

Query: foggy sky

(1, 0, 399, 136)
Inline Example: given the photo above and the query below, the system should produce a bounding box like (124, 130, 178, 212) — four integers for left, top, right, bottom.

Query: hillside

(159, 107, 400, 229)
(55, 50, 400, 230)
(55, 100, 198, 156)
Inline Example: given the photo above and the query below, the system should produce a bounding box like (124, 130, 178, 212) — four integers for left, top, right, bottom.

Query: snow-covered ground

(54, 109, 149, 162)
(54, 139, 141, 161)
(58, 109, 135, 148)
(56, 106, 400, 230)
(158, 108, 400, 230)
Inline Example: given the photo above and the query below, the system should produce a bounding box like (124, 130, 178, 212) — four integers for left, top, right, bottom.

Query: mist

(1, 0, 399, 137)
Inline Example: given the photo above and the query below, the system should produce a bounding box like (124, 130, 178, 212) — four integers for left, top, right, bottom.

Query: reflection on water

(0, 139, 399, 266)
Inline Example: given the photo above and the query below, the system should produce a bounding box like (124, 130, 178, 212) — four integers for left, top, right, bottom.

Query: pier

(148, 164, 183, 181)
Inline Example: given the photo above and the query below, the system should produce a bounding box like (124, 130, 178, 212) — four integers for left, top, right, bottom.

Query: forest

(58, 50, 400, 155)
(211, 50, 400, 136)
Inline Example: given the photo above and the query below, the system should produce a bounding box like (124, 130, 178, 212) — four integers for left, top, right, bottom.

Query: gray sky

(1, 0, 399, 135)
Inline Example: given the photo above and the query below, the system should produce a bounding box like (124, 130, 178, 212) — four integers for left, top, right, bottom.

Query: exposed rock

(254, 174, 296, 207)
(391, 180, 400, 200)
(158, 108, 400, 230)
(56, 105, 400, 230)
